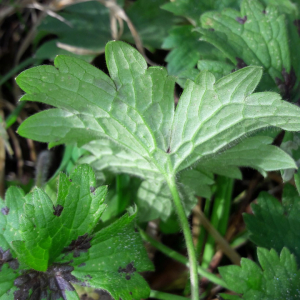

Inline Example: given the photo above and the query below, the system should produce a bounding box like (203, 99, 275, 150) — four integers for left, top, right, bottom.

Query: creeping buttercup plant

(0, 164, 153, 300)
(14, 38, 300, 300)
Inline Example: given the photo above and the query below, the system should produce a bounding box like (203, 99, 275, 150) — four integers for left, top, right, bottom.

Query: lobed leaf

(198, 0, 291, 92)
(162, 25, 222, 76)
(17, 41, 300, 220)
(201, 135, 296, 178)
(244, 183, 300, 266)
(0, 164, 152, 299)
(219, 247, 300, 299)
(17, 41, 300, 178)
(10, 165, 107, 272)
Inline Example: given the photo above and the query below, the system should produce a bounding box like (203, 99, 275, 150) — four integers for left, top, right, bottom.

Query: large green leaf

(244, 184, 300, 266)
(17, 41, 300, 223)
(79, 135, 293, 222)
(198, 0, 291, 93)
(17, 41, 300, 179)
(219, 247, 300, 299)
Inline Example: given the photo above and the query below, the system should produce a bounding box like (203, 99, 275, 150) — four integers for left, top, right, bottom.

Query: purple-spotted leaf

(0, 164, 152, 299)
(197, 0, 292, 94)
(58, 211, 153, 300)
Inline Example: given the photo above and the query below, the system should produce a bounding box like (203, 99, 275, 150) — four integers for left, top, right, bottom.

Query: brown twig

(193, 205, 241, 266)
(7, 127, 23, 178)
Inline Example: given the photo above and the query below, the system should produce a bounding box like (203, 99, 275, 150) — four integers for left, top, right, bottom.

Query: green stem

(149, 290, 189, 300)
(139, 229, 227, 288)
(166, 176, 199, 300)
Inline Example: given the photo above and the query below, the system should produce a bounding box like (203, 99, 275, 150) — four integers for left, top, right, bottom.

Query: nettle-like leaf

(59, 211, 153, 300)
(219, 247, 300, 299)
(0, 165, 152, 300)
(17, 41, 300, 219)
(244, 183, 300, 267)
(198, 0, 294, 94)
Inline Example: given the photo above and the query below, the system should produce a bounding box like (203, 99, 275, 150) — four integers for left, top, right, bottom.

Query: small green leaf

(244, 183, 300, 266)
(219, 248, 300, 299)
(0, 187, 25, 248)
(10, 165, 107, 271)
(0, 260, 19, 297)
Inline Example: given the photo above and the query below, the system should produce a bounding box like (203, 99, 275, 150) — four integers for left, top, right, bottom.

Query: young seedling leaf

(10, 165, 107, 272)
(0, 254, 20, 298)
(198, 0, 291, 93)
(0, 187, 25, 248)
(219, 247, 300, 299)
(0, 164, 152, 299)
(59, 211, 154, 300)
(244, 183, 300, 266)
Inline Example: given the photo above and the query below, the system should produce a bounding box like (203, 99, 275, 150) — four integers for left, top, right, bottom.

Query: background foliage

(1, 0, 300, 299)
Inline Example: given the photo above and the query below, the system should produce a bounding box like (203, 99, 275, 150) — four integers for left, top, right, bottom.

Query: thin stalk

(202, 176, 233, 268)
(166, 176, 199, 300)
(149, 290, 189, 300)
(196, 208, 241, 265)
(139, 228, 227, 288)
